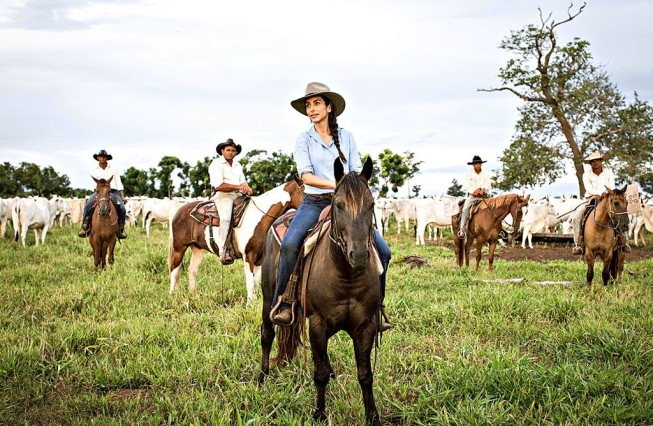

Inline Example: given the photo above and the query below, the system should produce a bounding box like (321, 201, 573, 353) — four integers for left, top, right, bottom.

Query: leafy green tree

(0, 162, 21, 197)
(122, 167, 151, 196)
(403, 151, 423, 197)
(377, 149, 409, 198)
(156, 156, 184, 198)
(480, 4, 653, 197)
(447, 178, 465, 197)
(240, 150, 295, 195)
(176, 161, 191, 197)
(188, 156, 213, 198)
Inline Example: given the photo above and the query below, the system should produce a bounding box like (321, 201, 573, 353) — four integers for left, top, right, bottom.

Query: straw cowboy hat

(216, 138, 242, 156)
(584, 150, 610, 163)
(93, 149, 113, 161)
(291, 82, 346, 117)
(467, 155, 487, 165)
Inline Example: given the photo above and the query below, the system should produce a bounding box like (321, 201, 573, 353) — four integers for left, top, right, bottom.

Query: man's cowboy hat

(584, 150, 610, 163)
(467, 155, 487, 165)
(216, 138, 242, 156)
(93, 149, 113, 161)
(291, 82, 346, 117)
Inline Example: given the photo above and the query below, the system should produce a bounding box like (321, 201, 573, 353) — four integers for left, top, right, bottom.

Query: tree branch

(478, 87, 548, 103)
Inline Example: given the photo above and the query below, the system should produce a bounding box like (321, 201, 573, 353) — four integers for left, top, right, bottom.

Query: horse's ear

(293, 173, 304, 188)
(334, 158, 345, 183)
(360, 156, 373, 183)
(107, 176, 113, 184)
(621, 184, 628, 193)
(605, 186, 614, 195)
(92, 176, 99, 184)
(520, 194, 531, 206)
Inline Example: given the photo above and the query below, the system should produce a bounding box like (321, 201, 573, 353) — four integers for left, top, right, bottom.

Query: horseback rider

(457, 155, 492, 239)
(270, 82, 392, 331)
(209, 138, 253, 265)
(78, 149, 127, 239)
(572, 151, 631, 255)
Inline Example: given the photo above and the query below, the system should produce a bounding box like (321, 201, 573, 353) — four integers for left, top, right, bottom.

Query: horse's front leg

(309, 315, 332, 422)
(474, 240, 483, 271)
(585, 252, 595, 285)
(258, 294, 275, 385)
(108, 239, 116, 265)
(187, 246, 205, 293)
(601, 251, 613, 286)
(487, 241, 497, 272)
(352, 320, 381, 426)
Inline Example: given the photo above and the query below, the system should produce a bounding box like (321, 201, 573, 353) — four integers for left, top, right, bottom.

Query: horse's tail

(272, 312, 305, 365)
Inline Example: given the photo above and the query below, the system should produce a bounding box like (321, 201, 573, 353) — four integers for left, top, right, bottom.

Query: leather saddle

(189, 195, 251, 228)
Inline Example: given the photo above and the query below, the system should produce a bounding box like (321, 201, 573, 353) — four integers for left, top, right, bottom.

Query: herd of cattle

(2, 193, 653, 249)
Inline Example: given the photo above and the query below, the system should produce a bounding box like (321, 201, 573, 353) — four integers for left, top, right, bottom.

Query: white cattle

(142, 198, 173, 236)
(548, 197, 585, 227)
(66, 198, 84, 225)
(143, 197, 195, 236)
(51, 196, 70, 227)
(373, 197, 391, 236)
(126, 196, 147, 226)
(630, 203, 653, 246)
(1, 197, 18, 237)
(414, 197, 459, 245)
(385, 198, 417, 235)
(12, 197, 60, 247)
(521, 199, 556, 249)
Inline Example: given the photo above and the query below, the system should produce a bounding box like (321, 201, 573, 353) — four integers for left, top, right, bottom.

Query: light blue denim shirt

(294, 126, 363, 195)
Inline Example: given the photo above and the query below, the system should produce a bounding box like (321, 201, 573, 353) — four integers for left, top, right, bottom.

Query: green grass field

(1, 223, 652, 425)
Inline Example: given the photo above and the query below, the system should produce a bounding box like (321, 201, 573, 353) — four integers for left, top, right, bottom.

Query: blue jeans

(273, 195, 391, 306)
(459, 195, 481, 233)
(83, 190, 126, 223)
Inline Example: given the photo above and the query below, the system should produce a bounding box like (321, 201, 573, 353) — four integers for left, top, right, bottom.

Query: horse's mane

(480, 194, 518, 210)
(334, 172, 370, 214)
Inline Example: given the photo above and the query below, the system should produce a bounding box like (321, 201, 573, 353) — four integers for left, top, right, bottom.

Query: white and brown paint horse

(168, 177, 304, 302)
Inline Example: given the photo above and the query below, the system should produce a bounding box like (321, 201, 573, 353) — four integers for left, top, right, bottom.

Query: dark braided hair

(324, 96, 347, 164)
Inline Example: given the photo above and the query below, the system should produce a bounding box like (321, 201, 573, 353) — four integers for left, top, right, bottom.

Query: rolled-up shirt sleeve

(294, 133, 313, 177)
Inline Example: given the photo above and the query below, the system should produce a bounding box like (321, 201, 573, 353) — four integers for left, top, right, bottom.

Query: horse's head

(508, 194, 530, 244)
(605, 185, 629, 232)
(288, 174, 305, 209)
(331, 157, 375, 269)
(93, 176, 113, 216)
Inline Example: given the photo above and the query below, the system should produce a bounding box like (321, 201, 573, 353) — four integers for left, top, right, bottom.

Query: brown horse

(456, 193, 530, 271)
(583, 186, 629, 285)
(259, 157, 383, 425)
(168, 178, 304, 302)
(89, 177, 118, 270)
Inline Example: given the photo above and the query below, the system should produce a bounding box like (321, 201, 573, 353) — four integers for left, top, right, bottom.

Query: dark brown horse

(456, 193, 530, 271)
(89, 177, 118, 270)
(259, 157, 383, 425)
(168, 178, 304, 302)
(583, 186, 628, 285)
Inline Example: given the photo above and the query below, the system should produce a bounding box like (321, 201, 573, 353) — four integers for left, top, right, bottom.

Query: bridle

(94, 182, 114, 217)
(249, 181, 305, 219)
(328, 183, 374, 264)
(591, 192, 628, 232)
(481, 195, 521, 233)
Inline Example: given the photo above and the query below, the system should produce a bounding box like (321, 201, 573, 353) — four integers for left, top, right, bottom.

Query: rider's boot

(380, 304, 392, 332)
(78, 216, 90, 238)
(118, 221, 127, 239)
(572, 235, 584, 255)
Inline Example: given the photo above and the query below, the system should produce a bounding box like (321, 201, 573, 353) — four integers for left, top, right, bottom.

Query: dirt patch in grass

(428, 238, 653, 263)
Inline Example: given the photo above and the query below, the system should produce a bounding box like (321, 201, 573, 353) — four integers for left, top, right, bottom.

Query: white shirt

(209, 156, 246, 189)
(91, 163, 124, 191)
(583, 167, 615, 197)
(464, 169, 492, 195)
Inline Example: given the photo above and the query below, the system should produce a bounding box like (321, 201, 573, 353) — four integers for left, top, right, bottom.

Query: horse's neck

(593, 197, 611, 222)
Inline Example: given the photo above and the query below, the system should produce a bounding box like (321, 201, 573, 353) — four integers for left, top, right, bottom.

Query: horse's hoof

(313, 410, 327, 423)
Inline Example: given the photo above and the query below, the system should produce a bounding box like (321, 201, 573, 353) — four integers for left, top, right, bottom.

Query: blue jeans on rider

(83, 190, 126, 223)
(273, 194, 391, 311)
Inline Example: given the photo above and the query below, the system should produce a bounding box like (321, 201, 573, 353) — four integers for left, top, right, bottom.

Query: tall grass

(1, 223, 652, 425)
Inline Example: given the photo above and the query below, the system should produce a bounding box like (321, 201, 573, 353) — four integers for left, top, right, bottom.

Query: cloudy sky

(2, 0, 651, 197)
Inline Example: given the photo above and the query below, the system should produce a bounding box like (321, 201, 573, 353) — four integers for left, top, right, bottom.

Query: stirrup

(572, 245, 583, 255)
(379, 305, 391, 332)
(270, 297, 297, 327)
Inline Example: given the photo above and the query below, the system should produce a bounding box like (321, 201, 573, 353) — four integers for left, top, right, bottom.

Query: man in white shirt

(572, 151, 630, 254)
(78, 149, 128, 239)
(209, 139, 252, 265)
(458, 155, 492, 239)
